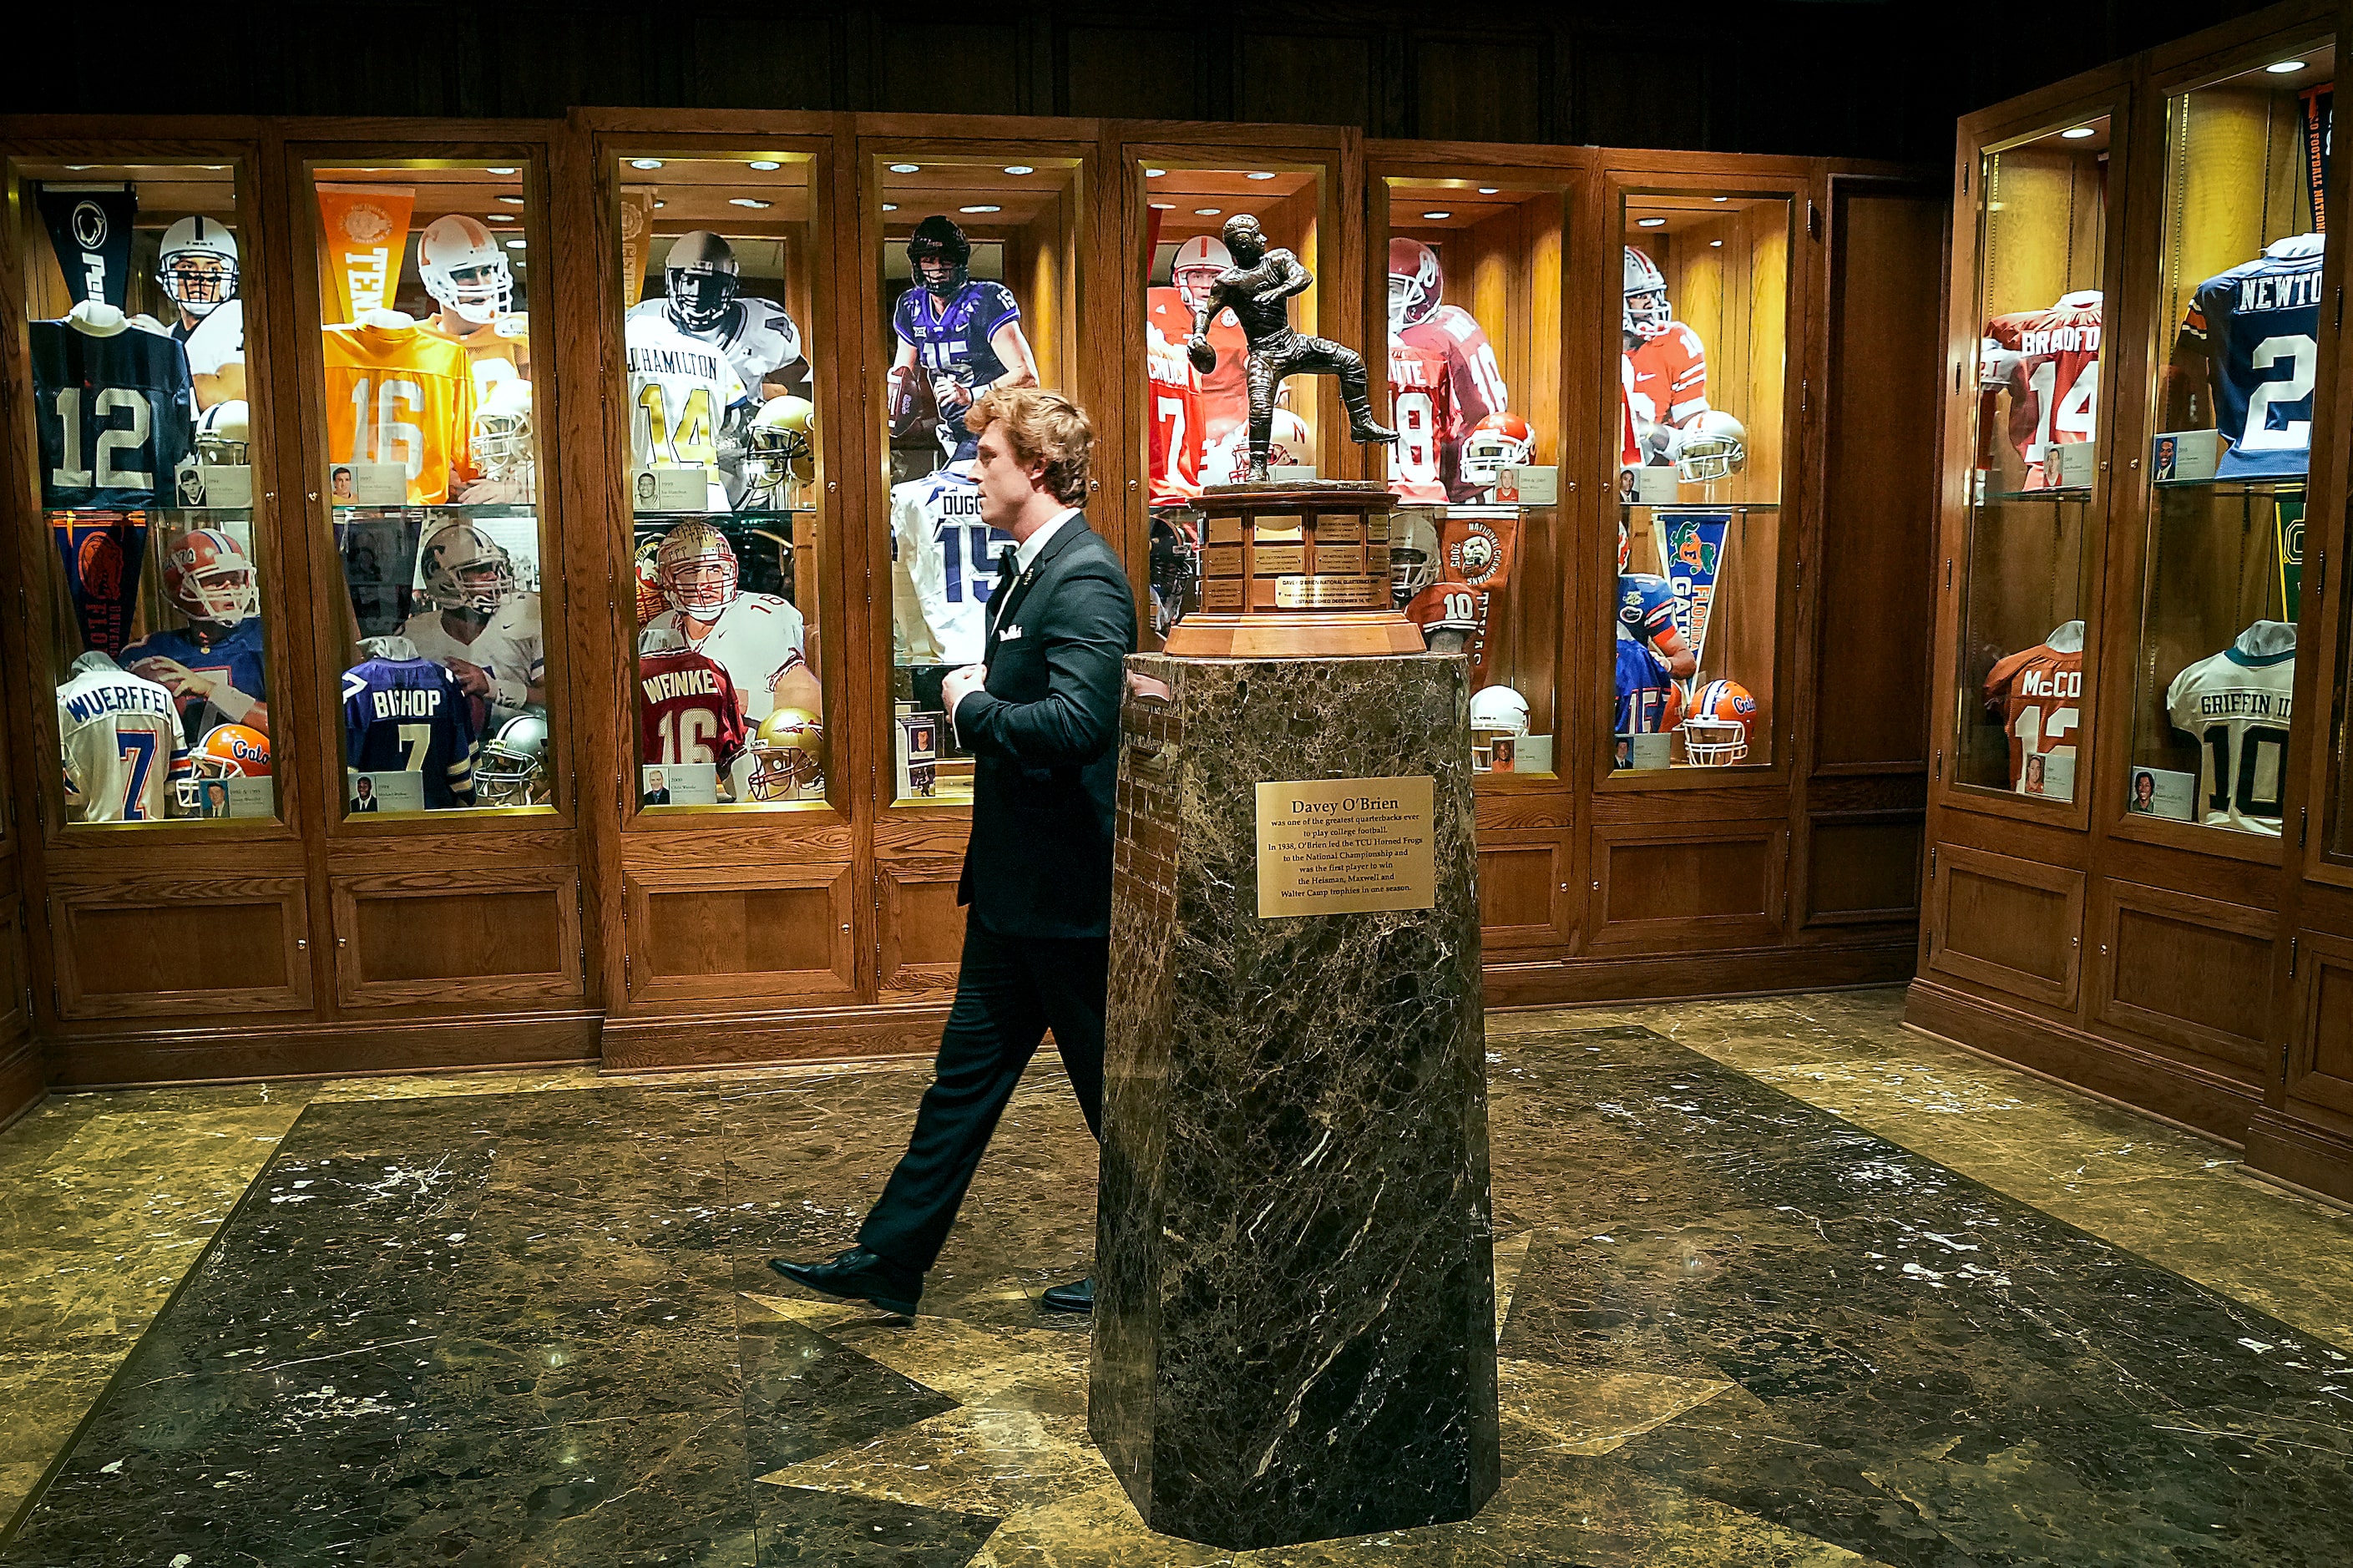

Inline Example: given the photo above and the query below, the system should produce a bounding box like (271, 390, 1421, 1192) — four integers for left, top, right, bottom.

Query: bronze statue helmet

(1221, 213, 1266, 262)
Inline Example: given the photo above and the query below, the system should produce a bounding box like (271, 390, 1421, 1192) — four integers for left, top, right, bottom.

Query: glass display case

(1136, 159, 1323, 644)
(1379, 174, 1564, 777)
(879, 152, 1081, 804)
(2133, 41, 2330, 839)
(1952, 114, 2113, 805)
(13, 156, 281, 825)
(1610, 188, 1789, 772)
(302, 159, 554, 819)
(612, 152, 827, 812)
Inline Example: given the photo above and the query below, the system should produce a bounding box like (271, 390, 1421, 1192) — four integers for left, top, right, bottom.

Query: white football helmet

(195, 400, 251, 466)
(745, 396, 816, 509)
(472, 379, 534, 485)
(158, 216, 239, 317)
(419, 522, 515, 615)
(1459, 412, 1535, 488)
(1623, 245, 1672, 342)
(655, 520, 739, 620)
(1388, 237, 1443, 332)
(1390, 510, 1441, 601)
(1470, 685, 1531, 736)
(419, 215, 514, 326)
(1673, 409, 1748, 483)
(1171, 235, 1232, 316)
(1202, 410, 1314, 486)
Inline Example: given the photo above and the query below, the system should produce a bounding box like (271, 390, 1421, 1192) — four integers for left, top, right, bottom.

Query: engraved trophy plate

(1275, 574, 1387, 609)
(1313, 513, 1364, 541)
(1202, 578, 1247, 611)
(1253, 515, 1305, 542)
(1202, 543, 1246, 577)
(1313, 544, 1365, 574)
(1207, 515, 1245, 544)
(1252, 544, 1307, 574)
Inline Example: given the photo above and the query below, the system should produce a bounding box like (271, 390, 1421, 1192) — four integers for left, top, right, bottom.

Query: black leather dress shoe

(1041, 1275, 1094, 1314)
(770, 1247, 921, 1316)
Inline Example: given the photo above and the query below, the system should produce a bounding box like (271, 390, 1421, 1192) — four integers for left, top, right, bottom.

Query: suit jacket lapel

(989, 513, 1090, 645)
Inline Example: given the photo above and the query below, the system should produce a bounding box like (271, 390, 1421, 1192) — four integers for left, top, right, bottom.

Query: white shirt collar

(1014, 507, 1080, 574)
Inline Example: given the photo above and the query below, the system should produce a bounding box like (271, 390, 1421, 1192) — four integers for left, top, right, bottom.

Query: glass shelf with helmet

(1379, 173, 1566, 780)
(1952, 109, 2114, 806)
(10, 154, 284, 827)
(1611, 190, 1790, 775)
(611, 152, 829, 813)
(2133, 40, 2329, 842)
(882, 153, 1082, 805)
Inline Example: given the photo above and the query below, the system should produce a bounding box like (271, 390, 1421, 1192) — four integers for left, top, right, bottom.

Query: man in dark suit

(773, 387, 1136, 1318)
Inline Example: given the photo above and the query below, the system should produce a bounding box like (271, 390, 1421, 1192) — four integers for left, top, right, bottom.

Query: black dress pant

(857, 915, 1107, 1272)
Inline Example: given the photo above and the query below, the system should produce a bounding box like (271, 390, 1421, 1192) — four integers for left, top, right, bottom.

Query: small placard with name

(1255, 776, 1436, 918)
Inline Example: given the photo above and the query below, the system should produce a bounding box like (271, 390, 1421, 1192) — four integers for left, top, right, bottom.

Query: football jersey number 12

(50, 386, 154, 489)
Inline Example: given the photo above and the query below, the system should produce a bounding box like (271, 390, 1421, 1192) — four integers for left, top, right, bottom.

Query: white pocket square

(999, 625, 1025, 641)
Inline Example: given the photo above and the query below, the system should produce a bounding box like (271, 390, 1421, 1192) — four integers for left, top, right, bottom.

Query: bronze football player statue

(1187, 213, 1398, 483)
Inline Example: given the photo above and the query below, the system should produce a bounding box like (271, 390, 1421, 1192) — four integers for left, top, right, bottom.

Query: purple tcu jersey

(31, 318, 197, 510)
(1614, 624, 1677, 735)
(121, 617, 267, 744)
(1617, 571, 1677, 647)
(341, 655, 477, 807)
(892, 280, 1020, 391)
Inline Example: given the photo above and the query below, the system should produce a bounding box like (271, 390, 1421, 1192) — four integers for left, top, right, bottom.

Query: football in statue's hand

(1187, 335, 1216, 376)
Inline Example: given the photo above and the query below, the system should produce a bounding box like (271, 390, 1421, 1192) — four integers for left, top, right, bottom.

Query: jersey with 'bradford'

(32, 318, 198, 511)
(2183, 233, 2325, 478)
(1981, 620, 2084, 792)
(2167, 620, 2296, 835)
(57, 662, 183, 822)
(891, 465, 1012, 666)
(1989, 291, 2103, 488)
(636, 645, 748, 770)
(342, 654, 478, 808)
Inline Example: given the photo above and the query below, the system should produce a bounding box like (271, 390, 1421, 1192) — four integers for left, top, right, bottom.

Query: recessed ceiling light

(497, 195, 524, 205)
(1004, 164, 1034, 175)
(1710, 239, 1723, 247)
(883, 203, 898, 211)
(485, 213, 516, 222)
(2060, 126, 2095, 139)
(504, 240, 526, 250)
(889, 163, 920, 174)
(1422, 210, 1451, 220)
(730, 197, 771, 208)
(1150, 203, 1175, 210)
(487, 166, 519, 175)
(1477, 186, 1500, 195)
(63, 164, 93, 170)
(630, 159, 663, 170)
(1246, 171, 1276, 180)
(653, 200, 666, 209)
(1637, 216, 1667, 227)
(960, 205, 1001, 214)
(1194, 207, 1222, 216)
(1146, 168, 1166, 178)
(2266, 59, 2305, 73)
(1712, 195, 1728, 202)
(748, 159, 782, 171)
(205, 164, 231, 172)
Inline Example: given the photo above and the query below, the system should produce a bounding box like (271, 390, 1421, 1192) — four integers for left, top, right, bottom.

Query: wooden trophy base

(1163, 480, 1422, 659)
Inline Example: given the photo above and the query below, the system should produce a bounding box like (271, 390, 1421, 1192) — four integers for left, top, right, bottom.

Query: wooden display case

(1910, 0, 2353, 1205)
(0, 108, 1943, 1118)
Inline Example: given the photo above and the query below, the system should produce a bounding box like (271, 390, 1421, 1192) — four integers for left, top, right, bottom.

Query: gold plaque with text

(1252, 544, 1307, 574)
(1202, 578, 1246, 610)
(1364, 516, 1391, 544)
(1255, 776, 1437, 918)
(1254, 514, 1305, 542)
(1365, 544, 1390, 575)
(1313, 514, 1364, 543)
(1313, 544, 1365, 574)
(1202, 543, 1244, 577)
(1274, 574, 1386, 609)
(1207, 516, 1243, 544)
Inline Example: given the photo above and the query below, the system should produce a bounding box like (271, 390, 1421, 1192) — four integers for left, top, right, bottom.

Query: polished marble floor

(3, 989, 2352, 1565)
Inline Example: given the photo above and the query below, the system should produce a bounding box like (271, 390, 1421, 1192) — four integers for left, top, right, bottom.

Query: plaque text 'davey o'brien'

(1253, 776, 1437, 918)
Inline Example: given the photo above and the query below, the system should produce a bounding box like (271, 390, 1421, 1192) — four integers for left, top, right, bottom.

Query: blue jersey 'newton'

(2183, 233, 2326, 480)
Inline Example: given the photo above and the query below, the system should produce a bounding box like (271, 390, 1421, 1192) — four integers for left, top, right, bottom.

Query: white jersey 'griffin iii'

(890, 464, 1011, 666)
(629, 296, 805, 395)
(2166, 620, 2295, 836)
(399, 592, 548, 726)
(58, 663, 184, 823)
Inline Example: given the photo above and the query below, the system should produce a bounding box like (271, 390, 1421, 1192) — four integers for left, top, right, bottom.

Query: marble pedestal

(1090, 651, 1499, 1550)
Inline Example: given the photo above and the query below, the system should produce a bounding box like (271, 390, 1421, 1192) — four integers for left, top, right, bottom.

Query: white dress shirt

(954, 505, 1083, 734)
